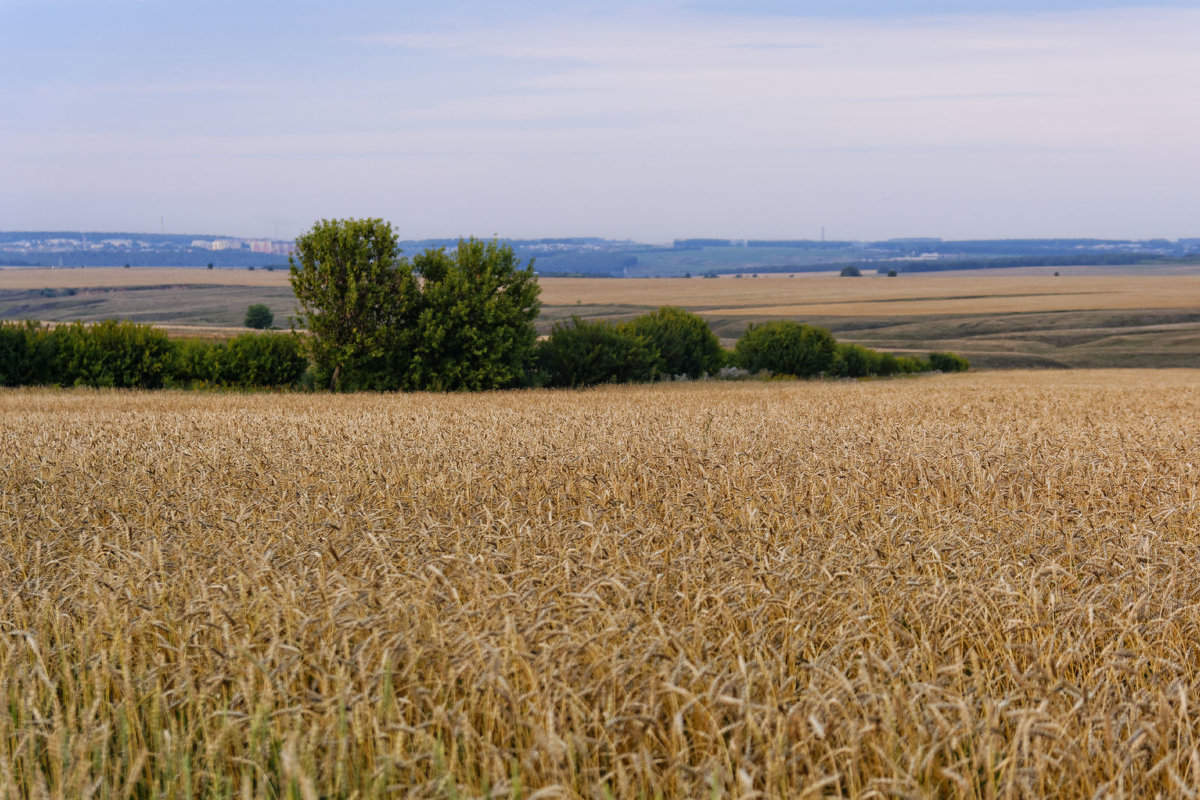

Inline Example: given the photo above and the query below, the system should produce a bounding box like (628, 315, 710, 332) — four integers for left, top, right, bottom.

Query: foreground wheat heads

(3, 372, 1200, 798)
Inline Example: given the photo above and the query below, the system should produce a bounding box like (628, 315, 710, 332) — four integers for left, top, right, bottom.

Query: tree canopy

(290, 219, 539, 391)
(400, 238, 541, 391)
(244, 304, 273, 329)
(289, 218, 411, 390)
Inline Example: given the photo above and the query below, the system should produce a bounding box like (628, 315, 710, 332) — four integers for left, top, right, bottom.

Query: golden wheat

(3, 371, 1200, 798)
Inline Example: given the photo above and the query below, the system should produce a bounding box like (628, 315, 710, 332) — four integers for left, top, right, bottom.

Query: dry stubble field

(3, 372, 1200, 798)
(6, 267, 1200, 318)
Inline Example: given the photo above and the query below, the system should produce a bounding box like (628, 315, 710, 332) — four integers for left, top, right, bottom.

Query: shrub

(21, 323, 63, 385)
(0, 322, 32, 387)
(56, 320, 175, 389)
(833, 342, 884, 378)
(840, 266, 862, 277)
(896, 355, 933, 374)
(536, 317, 658, 387)
(929, 351, 970, 372)
(621, 306, 724, 379)
(733, 321, 838, 378)
(169, 338, 220, 386)
(170, 334, 309, 389)
(0, 322, 34, 387)
(244, 304, 274, 329)
(219, 333, 308, 387)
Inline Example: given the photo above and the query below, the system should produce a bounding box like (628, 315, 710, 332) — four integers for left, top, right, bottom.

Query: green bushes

(171, 333, 308, 388)
(929, 351, 970, 373)
(536, 307, 725, 387)
(734, 321, 838, 377)
(221, 333, 308, 387)
(0, 320, 305, 390)
(621, 306, 725, 379)
(57, 320, 176, 389)
(0, 321, 175, 389)
(1, 309, 967, 392)
(0, 322, 30, 386)
(834, 342, 885, 378)
(728, 321, 967, 379)
(532, 309, 961, 388)
(536, 317, 658, 387)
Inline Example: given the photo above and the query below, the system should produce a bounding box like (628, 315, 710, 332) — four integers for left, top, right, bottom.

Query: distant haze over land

(2, 231, 1198, 278)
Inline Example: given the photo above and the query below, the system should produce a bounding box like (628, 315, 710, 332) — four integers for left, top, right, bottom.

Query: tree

(291, 222, 541, 392)
(840, 265, 862, 277)
(400, 238, 540, 391)
(622, 306, 724, 378)
(244, 304, 274, 329)
(289, 218, 413, 390)
(734, 320, 838, 377)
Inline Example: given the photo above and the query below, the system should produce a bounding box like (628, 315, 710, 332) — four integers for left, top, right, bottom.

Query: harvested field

(541, 274, 1200, 317)
(6, 268, 1200, 319)
(0, 267, 292, 290)
(3, 372, 1200, 797)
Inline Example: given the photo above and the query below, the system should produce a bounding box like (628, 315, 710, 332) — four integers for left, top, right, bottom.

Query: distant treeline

(0, 247, 640, 276)
(0, 251, 289, 269)
(671, 237, 1198, 255)
(1, 311, 969, 392)
(527, 252, 639, 276)
(884, 253, 1198, 273)
(6, 231, 1197, 276)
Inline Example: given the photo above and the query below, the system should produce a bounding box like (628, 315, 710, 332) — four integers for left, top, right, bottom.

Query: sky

(2, 0, 1198, 242)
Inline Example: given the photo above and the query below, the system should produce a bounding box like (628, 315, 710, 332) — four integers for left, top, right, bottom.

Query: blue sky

(3, 0, 1198, 241)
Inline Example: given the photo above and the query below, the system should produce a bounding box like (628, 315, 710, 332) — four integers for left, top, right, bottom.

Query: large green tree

(289, 218, 415, 390)
(291, 222, 540, 392)
(400, 238, 541, 391)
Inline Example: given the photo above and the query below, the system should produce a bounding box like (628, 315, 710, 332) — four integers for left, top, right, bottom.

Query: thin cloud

(4, 1, 1200, 238)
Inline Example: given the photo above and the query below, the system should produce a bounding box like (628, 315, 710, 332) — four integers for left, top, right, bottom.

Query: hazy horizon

(4, 1, 1198, 242)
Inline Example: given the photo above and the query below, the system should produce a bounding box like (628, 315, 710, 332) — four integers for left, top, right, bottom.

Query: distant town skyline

(4, 1, 1199, 242)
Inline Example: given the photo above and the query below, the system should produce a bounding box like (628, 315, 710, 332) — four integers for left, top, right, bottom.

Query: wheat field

(3, 372, 1200, 798)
